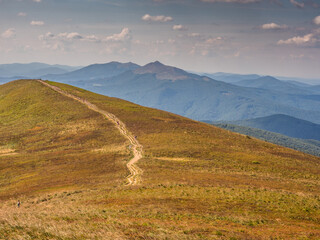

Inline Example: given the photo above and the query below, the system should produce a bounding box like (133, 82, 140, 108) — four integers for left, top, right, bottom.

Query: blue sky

(0, 0, 319, 78)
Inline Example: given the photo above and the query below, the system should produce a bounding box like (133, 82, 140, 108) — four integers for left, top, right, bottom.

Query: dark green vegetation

(229, 114, 320, 141)
(214, 123, 320, 157)
(1, 80, 320, 239)
(46, 61, 320, 123)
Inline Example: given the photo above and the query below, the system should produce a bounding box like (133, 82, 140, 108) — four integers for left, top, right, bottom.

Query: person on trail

(17, 200, 20, 208)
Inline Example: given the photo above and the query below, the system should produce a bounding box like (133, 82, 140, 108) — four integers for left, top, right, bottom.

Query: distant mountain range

(228, 114, 320, 141)
(0, 62, 80, 79)
(1, 61, 320, 124)
(233, 76, 320, 95)
(199, 72, 261, 83)
(42, 61, 320, 124)
(43, 62, 139, 81)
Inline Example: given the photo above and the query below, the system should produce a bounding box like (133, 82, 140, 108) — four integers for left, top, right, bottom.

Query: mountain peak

(141, 61, 167, 70)
(149, 61, 164, 66)
(134, 61, 191, 80)
(259, 76, 280, 82)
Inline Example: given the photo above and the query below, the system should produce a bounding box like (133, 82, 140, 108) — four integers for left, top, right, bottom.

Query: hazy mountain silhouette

(232, 114, 320, 141)
(43, 61, 320, 123)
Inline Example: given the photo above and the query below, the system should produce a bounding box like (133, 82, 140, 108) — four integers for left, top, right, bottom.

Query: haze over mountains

(0, 63, 80, 79)
(32, 61, 320, 124)
(230, 114, 320, 141)
(233, 76, 320, 95)
(1, 61, 320, 126)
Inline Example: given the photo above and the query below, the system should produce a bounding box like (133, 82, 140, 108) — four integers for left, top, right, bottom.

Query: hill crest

(1, 79, 320, 239)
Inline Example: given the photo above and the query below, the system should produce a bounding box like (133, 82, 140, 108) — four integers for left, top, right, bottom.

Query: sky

(0, 0, 320, 78)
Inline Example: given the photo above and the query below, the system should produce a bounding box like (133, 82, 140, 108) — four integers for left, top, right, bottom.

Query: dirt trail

(38, 80, 143, 185)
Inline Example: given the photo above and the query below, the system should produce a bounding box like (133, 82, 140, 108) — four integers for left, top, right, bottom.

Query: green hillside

(0, 80, 319, 239)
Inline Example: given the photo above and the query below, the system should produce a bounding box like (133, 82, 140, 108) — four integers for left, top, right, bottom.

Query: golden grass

(0, 148, 16, 156)
(155, 157, 192, 162)
(0, 80, 319, 239)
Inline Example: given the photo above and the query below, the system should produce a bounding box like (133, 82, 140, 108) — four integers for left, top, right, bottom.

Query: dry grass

(0, 80, 319, 239)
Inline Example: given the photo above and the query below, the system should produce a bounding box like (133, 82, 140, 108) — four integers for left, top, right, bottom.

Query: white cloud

(39, 32, 84, 41)
(2, 28, 16, 39)
(314, 16, 320, 25)
(33, 0, 42, 2)
(38, 32, 54, 41)
(65, 32, 83, 40)
(142, 14, 173, 22)
(173, 24, 188, 31)
(260, 23, 288, 30)
(18, 12, 27, 17)
(189, 35, 231, 57)
(278, 33, 317, 46)
(205, 37, 223, 44)
(290, 0, 304, 8)
(105, 28, 131, 42)
(40, 29, 131, 43)
(86, 35, 100, 42)
(200, 0, 260, 3)
(188, 33, 201, 37)
(30, 21, 45, 26)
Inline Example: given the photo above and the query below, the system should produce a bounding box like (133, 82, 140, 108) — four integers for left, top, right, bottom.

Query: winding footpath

(38, 80, 143, 185)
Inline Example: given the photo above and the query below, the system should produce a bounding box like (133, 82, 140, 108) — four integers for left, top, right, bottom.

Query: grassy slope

(0, 80, 130, 198)
(0, 80, 319, 239)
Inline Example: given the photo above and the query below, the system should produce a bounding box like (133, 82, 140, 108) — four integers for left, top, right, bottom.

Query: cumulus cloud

(172, 24, 188, 31)
(105, 28, 131, 42)
(38, 32, 54, 40)
(18, 12, 27, 17)
(290, 0, 304, 8)
(260, 23, 288, 30)
(200, 0, 260, 3)
(142, 14, 173, 22)
(58, 32, 83, 40)
(39, 32, 84, 41)
(205, 36, 224, 44)
(86, 35, 100, 42)
(30, 21, 44, 26)
(278, 33, 319, 46)
(39, 28, 131, 43)
(2, 28, 16, 39)
(188, 35, 230, 57)
(189, 33, 201, 37)
(314, 16, 320, 25)
(39, 32, 83, 51)
(200, 0, 317, 6)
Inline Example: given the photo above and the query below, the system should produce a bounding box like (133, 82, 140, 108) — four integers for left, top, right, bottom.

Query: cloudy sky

(0, 0, 320, 78)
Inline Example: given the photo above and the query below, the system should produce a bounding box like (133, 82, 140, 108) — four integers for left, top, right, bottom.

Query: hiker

(17, 200, 20, 208)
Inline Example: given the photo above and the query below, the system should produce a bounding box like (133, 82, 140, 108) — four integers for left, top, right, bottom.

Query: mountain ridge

(230, 114, 320, 141)
(44, 61, 320, 123)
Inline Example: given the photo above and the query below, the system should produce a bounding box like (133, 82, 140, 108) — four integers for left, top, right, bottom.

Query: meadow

(0, 80, 319, 239)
